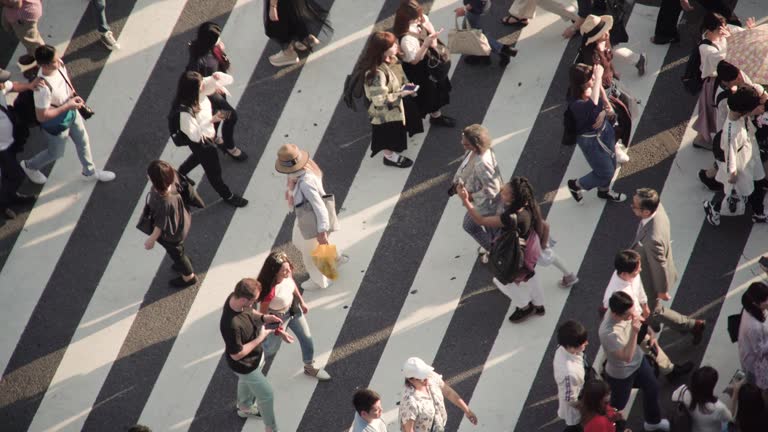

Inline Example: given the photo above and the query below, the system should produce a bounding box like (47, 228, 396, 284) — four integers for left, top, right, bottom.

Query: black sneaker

(703, 200, 720, 226)
(759, 256, 768, 273)
(429, 115, 456, 128)
(169, 276, 197, 288)
(224, 194, 249, 207)
(597, 190, 627, 202)
(12, 193, 36, 204)
(501, 44, 518, 58)
(698, 169, 721, 191)
(567, 179, 583, 203)
(752, 213, 767, 223)
(383, 155, 414, 168)
(666, 361, 694, 382)
(532, 304, 545, 316)
(508, 304, 534, 323)
(635, 52, 647, 76)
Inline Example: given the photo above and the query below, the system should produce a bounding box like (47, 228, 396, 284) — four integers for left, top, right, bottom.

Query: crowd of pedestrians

(2, 0, 768, 431)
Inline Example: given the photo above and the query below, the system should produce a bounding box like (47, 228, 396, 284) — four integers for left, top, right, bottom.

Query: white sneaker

(236, 404, 262, 419)
(559, 273, 579, 288)
(301, 279, 327, 290)
(644, 419, 670, 431)
(83, 169, 116, 182)
(21, 160, 47, 184)
(336, 254, 350, 266)
(100, 31, 121, 50)
(269, 50, 298, 67)
(304, 365, 332, 381)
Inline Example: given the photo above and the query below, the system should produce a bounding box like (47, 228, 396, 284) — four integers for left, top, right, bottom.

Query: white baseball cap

(402, 357, 434, 380)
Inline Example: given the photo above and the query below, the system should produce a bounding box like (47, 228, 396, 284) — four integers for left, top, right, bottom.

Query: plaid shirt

(3, 0, 43, 23)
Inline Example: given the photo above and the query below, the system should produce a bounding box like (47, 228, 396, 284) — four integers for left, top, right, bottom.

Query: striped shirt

(2, 0, 43, 23)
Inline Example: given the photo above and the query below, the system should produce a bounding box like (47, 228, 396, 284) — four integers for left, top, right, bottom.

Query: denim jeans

(91, 0, 110, 33)
(234, 367, 278, 430)
(464, 12, 502, 54)
(27, 111, 96, 176)
(263, 309, 315, 364)
(463, 212, 497, 251)
(604, 357, 662, 424)
(576, 124, 616, 191)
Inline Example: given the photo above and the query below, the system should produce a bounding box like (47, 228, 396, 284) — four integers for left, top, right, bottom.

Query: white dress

(716, 115, 765, 197)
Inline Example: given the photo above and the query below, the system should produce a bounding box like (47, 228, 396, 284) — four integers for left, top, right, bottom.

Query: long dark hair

(579, 380, 610, 425)
(189, 22, 221, 59)
(687, 366, 718, 413)
(736, 383, 766, 432)
(173, 71, 202, 114)
(742, 282, 768, 323)
(393, 0, 423, 37)
(360, 32, 397, 84)
(701, 12, 726, 34)
(256, 251, 294, 302)
(568, 63, 593, 100)
(508, 176, 544, 237)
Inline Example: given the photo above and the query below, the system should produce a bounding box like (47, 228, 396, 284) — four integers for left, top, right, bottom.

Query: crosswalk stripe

(22, 1, 252, 430)
(135, 0, 393, 430)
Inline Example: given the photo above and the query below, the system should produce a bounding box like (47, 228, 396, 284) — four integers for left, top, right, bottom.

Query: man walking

(20, 44, 115, 184)
(631, 188, 705, 344)
(599, 291, 670, 432)
(1, 0, 44, 56)
(219, 278, 282, 431)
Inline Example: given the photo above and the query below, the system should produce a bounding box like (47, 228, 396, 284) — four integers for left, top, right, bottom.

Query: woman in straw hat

(578, 14, 643, 150)
(275, 143, 348, 290)
(565, 63, 627, 204)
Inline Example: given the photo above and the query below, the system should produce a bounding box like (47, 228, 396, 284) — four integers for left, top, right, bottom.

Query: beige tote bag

(447, 16, 491, 56)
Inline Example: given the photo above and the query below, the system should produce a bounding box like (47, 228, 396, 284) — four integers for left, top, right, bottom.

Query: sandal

(501, 15, 529, 26)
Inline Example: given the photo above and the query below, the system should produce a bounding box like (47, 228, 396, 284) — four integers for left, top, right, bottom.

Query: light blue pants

(27, 111, 96, 176)
(464, 12, 503, 54)
(91, 0, 109, 33)
(263, 310, 315, 364)
(234, 367, 278, 430)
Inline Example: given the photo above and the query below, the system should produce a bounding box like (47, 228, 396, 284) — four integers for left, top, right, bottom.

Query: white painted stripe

(0, 1, 116, 377)
(460, 5, 672, 430)
(137, 0, 400, 430)
(22, 1, 204, 430)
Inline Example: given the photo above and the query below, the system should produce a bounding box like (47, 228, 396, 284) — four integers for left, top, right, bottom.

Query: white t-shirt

(399, 16, 431, 63)
(34, 62, 74, 109)
(671, 385, 732, 432)
(268, 278, 296, 312)
(1, 81, 13, 151)
(179, 73, 232, 143)
(350, 413, 388, 432)
(602, 271, 648, 317)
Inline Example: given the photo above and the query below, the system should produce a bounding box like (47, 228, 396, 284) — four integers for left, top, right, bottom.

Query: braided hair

(508, 176, 544, 237)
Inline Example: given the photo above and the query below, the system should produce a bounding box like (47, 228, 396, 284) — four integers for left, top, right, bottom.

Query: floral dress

(398, 372, 448, 432)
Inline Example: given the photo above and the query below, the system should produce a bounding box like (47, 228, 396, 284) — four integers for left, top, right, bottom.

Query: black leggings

(158, 238, 194, 276)
(0, 149, 24, 209)
(178, 140, 232, 200)
(209, 93, 238, 151)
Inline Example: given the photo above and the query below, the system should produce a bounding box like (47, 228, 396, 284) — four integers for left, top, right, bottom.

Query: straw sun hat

(275, 143, 310, 174)
(580, 14, 613, 46)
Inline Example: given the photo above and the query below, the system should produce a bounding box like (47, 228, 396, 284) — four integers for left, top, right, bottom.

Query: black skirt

(401, 61, 452, 117)
(370, 121, 407, 157)
(263, 0, 329, 45)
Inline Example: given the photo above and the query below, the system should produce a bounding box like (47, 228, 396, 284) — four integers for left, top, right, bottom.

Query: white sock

(384, 152, 401, 162)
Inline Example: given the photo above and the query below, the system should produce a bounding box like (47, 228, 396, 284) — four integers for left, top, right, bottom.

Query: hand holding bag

(136, 193, 154, 235)
(448, 16, 491, 56)
(295, 189, 339, 240)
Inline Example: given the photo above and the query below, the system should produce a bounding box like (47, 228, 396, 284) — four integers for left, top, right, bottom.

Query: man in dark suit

(652, 0, 734, 45)
(631, 188, 706, 344)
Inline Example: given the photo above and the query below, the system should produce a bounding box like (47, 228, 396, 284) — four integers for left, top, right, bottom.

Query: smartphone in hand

(401, 84, 419, 93)
(265, 321, 281, 330)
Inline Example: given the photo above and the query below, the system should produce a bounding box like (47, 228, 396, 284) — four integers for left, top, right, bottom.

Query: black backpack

(489, 215, 526, 284)
(168, 105, 194, 147)
(0, 103, 30, 153)
(681, 39, 715, 95)
(562, 105, 578, 146)
(669, 387, 693, 432)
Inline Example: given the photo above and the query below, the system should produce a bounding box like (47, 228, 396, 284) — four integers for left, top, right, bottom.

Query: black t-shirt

(219, 294, 263, 374)
(500, 206, 532, 240)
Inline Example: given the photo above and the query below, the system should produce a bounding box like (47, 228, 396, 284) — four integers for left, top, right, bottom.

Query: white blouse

(400, 15, 432, 64)
(179, 73, 232, 143)
(671, 385, 733, 432)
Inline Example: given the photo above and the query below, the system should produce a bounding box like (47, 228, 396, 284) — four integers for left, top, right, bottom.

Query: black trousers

(178, 140, 232, 200)
(158, 238, 194, 276)
(209, 93, 238, 151)
(654, 0, 732, 40)
(0, 148, 25, 209)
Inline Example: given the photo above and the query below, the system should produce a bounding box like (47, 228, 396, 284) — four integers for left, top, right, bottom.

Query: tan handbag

(447, 16, 491, 56)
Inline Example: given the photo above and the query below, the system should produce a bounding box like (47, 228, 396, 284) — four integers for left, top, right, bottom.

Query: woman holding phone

(172, 71, 248, 207)
(361, 31, 418, 168)
(186, 22, 247, 161)
(256, 251, 331, 381)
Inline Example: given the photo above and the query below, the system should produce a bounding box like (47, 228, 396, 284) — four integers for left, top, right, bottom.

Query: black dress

(263, 0, 331, 46)
(399, 29, 452, 117)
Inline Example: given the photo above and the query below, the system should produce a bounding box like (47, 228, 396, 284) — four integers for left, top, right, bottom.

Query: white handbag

(447, 16, 491, 57)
